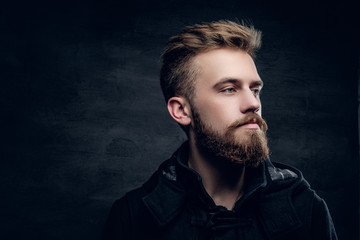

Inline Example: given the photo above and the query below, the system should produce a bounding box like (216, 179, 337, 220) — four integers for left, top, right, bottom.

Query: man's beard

(192, 109, 269, 168)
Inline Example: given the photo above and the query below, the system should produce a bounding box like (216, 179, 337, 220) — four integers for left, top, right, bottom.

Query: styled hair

(160, 20, 262, 103)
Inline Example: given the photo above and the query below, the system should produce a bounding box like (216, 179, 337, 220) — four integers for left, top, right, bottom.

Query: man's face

(189, 48, 269, 166)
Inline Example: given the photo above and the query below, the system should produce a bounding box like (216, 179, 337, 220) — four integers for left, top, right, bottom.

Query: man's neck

(188, 139, 246, 210)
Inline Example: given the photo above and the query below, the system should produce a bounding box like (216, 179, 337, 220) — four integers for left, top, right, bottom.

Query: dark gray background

(1, 0, 359, 239)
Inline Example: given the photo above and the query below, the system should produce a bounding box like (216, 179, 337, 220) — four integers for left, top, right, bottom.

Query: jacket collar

(142, 173, 186, 226)
(141, 143, 188, 226)
(142, 142, 302, 237)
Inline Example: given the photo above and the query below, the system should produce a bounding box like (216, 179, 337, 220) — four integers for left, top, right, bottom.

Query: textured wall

(1, 0, 359, 239)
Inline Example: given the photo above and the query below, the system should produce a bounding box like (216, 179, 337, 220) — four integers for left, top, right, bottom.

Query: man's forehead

(192, 48, 261, 86)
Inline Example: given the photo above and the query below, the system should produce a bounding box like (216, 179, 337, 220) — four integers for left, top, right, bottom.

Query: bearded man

(102, 20, 337, 240)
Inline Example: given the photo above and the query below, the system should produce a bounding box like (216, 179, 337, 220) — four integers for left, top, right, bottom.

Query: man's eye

(252, 89, 261, 96)
(223, 88, 235, 93)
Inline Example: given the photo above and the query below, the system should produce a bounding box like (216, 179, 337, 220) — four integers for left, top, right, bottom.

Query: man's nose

(239, 89, 261, 114)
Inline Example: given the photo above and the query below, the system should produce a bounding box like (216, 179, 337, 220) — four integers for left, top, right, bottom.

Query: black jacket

(102, 143, 337, 240)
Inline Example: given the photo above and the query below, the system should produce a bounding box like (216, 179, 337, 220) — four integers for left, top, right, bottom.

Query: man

(102, 20, 337, 239)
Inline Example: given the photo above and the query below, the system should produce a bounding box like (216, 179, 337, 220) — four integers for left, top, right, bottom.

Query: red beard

(192, 110, 269, 168)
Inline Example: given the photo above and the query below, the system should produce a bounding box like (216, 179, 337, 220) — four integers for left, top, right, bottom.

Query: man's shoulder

(264, 159, 311, 193)
(118, 168, 161, 205)
(102, 170, 164, 240)
(261, 159, 319, 220)
(116, 156, 180, 201)
(109, 157, 186, 226)
(257, 160, 338, 239)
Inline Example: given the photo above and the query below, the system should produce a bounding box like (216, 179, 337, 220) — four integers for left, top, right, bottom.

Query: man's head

(160, 20, 262, 103)
(162, 20, 269, 166)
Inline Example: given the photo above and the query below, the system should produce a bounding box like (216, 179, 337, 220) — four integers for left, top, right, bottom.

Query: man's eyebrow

(213, 78, 263, 88)
(213, 78, 241, 88)
(250, 80, 264, 88)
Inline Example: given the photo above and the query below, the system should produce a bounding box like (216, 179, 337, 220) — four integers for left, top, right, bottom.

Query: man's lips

(237, 118, 260, 129)
(238, 123, 260, 129)
(228, 115, 267, 132)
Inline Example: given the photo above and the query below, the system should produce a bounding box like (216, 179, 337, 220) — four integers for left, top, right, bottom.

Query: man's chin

(231, 129, 262, 142)
(235, 127, 262, 133)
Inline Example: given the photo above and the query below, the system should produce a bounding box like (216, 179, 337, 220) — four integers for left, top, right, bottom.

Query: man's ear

(167, 97, 192, 126)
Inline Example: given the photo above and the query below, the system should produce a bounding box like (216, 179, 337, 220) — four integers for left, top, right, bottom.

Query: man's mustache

(228, 113, 268, 132)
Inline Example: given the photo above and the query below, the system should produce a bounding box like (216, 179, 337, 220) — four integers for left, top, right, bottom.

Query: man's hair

(160, 20, 262, 103)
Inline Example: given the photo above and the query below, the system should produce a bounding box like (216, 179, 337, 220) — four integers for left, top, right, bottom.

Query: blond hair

(160, 20, 262, 102)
